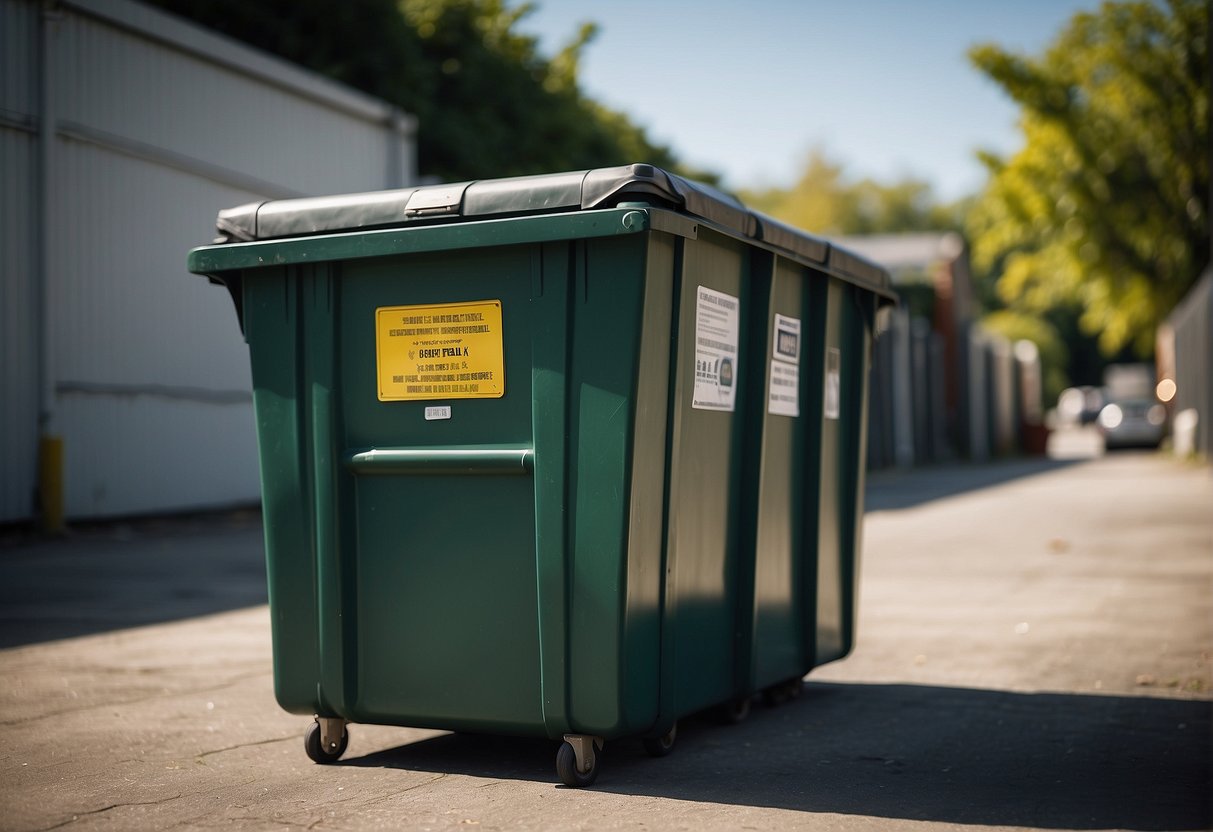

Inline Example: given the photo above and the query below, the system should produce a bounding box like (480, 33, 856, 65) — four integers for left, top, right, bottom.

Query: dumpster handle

(344, 446, 534, 475)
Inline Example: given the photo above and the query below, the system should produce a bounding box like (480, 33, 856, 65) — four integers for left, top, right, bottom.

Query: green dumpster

(189, 164, 894, 787)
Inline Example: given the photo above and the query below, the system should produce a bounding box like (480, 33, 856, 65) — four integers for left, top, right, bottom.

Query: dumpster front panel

(337, 245, 544, 732)
(350, 474, 542, 729)
(231, 211, 692, 738)
(244, 226, 680, 739)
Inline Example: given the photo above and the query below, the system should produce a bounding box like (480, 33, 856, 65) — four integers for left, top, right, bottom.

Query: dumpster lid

(753, 212, 829, 264)
(826, 245, 890, 293)
(205, 163, 891, 302)
(213, 163, 758, 242)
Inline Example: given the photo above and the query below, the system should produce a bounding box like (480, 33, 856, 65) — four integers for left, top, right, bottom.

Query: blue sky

(521, 0, 1098, 200)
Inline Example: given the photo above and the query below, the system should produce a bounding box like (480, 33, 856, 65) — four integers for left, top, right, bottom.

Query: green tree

(148, 0, 710, 182)
(967, 0, 1209, 356)
(399, 0, 713, 180)
(741, 148, 967, 235)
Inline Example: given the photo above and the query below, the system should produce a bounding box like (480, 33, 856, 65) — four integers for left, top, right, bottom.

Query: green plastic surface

(191, 203, 884, 741)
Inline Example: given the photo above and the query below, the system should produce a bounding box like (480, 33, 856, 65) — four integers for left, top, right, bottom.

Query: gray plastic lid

(216, 163, 759, 243)
(211, 163, 890, 298)
(752, 211, 828, 264)
(826, 245, 889, 292)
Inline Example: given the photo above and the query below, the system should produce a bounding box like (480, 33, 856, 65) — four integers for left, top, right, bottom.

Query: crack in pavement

(30, 793, 183, 831)
(156, 812, 229, 832)
(356, 772, 449, 809)
(193, 733, 300, 762)
(221, 815, 318, 830)
(0, 670, 271, 727)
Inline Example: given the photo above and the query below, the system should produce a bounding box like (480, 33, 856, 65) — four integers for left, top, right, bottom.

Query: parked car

(1057, 386, 1107, 426)
(1098, 398, 1167, 449)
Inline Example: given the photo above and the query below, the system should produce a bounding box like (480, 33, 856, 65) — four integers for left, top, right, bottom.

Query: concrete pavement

(1, 451, 1210, 831)
(0, 508, 265, 649)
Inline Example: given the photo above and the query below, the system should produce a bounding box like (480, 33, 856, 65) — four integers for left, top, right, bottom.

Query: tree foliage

(741, 149, 968, 236)
(147, 0, 711, 183)
(967, 0, 1209, 356)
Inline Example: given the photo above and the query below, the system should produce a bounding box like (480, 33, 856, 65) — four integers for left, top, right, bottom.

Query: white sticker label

(824, 347, 841, 420)
(692, 286, 740, 412)
(768, 313, 800, 417)
(424, 405, 452, 421)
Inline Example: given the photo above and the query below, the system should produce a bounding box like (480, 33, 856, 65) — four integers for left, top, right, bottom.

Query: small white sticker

(824, 348, 841, 420)
(692, 285, 740, 412)
(424, 405, 452, 421)
(768, 314, 800, 417)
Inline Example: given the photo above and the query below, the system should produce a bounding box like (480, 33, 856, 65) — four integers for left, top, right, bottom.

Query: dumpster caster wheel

(556, 735, 602, 788)
(718, 696, 751, 724)
(764, 678, 800, 707)
(305, 719, 348, 764)
(642, 722, 677, 758)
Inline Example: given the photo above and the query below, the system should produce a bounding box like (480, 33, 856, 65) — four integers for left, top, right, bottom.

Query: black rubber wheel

(642, 723, 677, 758)
(555, 741, 599, 788)
(764, 677, 804, 707)
(304, 721, 348, 764)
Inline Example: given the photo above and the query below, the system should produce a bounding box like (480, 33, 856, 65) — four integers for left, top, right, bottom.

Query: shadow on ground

(0, 508, 266, 648)
(864, 458, 1083, 513)
(0, 459, 1093, 648)
(345, 681, 1212, 831)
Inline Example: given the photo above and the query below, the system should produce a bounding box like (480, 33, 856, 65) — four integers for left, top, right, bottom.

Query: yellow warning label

(376, 300, 504, 401)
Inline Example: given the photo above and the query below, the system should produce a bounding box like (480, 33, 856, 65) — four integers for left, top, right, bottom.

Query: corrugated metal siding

(57, 396, 260, 518)
(50, 142, 255, 391)
(1, 0, 39, 523)
(1169, 269, 1213, 458)
(1, 127, 39, 523)
(58, 8, 402, 196)
(49, 141, 262, 517)
(1, 0, 36, 114)
(3, 0, 416, 523)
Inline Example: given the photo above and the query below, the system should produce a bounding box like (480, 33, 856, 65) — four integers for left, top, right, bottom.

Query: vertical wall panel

(1168, 269, 1212, 458)
(2, 0, 416, 522)
(1, 0, 40, 522)
(50, 142, 255, 389)
(1, 0, 37, 114)
(48, 142, 263, 517)
(57, 7, 402, 197)
(1, 127, 39, 522)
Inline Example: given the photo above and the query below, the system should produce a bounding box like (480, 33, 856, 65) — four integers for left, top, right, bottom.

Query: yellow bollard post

(38, 434, 65, 534)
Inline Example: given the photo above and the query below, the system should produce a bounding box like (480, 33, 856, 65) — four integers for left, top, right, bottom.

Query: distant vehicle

(1104, 363, 1155, 400)
(1057, 386, 1106, 426)
(1098, 398, 1167, 449)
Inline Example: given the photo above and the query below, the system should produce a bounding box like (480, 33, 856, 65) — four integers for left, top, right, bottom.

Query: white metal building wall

(1167, 268, 1213, 458)
(1, 0, 42, 523)
(1, 0, 416, 523)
